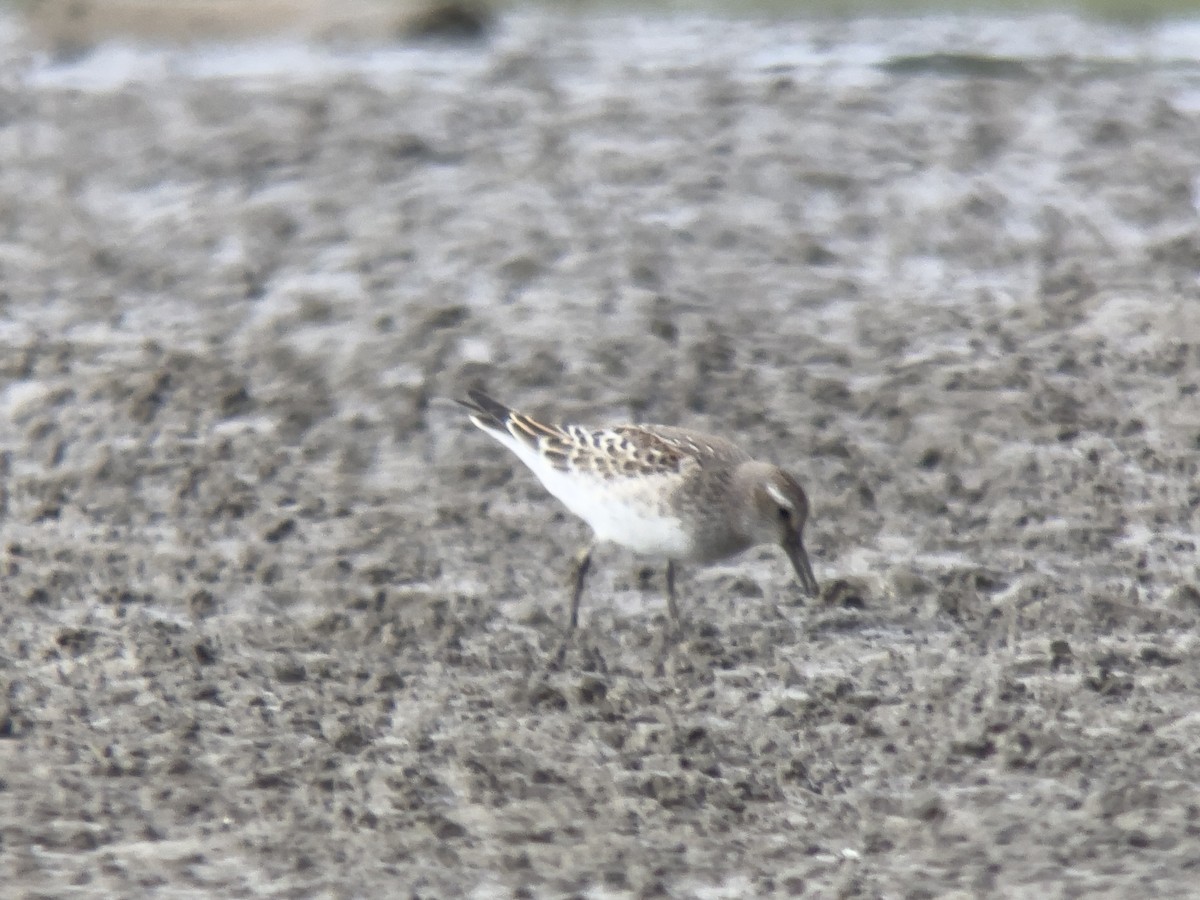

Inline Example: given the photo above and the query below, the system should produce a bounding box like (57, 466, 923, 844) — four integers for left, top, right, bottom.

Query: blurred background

(4, 0, 1200, 897)
(12, 0, 1200, 58)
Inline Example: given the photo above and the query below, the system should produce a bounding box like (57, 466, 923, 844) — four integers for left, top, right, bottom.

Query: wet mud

(2, 10, 1199, 897)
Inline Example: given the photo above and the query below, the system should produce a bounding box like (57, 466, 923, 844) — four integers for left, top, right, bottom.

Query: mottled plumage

(459, 390, 819, 630)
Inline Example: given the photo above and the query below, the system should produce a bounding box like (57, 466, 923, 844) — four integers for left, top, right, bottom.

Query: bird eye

(778, 507, 791, 521)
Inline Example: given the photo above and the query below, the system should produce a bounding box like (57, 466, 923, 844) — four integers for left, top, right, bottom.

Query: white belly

(542, 467, 692, 557)
(497, 432, 693, 558)
(575, 493, 691, 557)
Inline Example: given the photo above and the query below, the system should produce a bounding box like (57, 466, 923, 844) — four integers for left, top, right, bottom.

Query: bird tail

(456, 389, 514, 433)
(457, 390, 567, 451)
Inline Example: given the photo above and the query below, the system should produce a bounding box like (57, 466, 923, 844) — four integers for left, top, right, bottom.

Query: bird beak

(786, 531, 819, 598)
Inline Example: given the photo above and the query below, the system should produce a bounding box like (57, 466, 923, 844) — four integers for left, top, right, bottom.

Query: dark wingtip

(458, 389, 511, 428)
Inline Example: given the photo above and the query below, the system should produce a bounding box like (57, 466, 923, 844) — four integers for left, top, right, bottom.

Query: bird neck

(730, 460, 774, 535)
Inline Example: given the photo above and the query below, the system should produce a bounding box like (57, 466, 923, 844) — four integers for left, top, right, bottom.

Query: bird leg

(567, 543, 594, 632)
(666, 560, 680, 623)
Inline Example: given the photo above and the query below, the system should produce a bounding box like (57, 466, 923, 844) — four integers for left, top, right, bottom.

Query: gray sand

(2, 9, 1200, 897)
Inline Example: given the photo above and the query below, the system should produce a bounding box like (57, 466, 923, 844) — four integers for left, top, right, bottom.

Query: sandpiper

(459, 390, 820, 631)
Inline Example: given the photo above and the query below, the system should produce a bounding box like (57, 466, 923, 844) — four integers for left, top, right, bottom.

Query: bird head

(747, 466, 819, 598)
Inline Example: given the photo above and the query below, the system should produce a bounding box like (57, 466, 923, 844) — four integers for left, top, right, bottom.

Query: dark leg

(666, 561, 680, 623)
(568, 544, 594, 632)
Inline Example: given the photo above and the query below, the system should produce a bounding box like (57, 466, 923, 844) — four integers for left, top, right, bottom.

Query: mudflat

(2, 10, 1199, 897)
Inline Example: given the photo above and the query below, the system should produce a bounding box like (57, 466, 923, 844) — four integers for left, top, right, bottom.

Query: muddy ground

(1, 8, 1200, 898)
